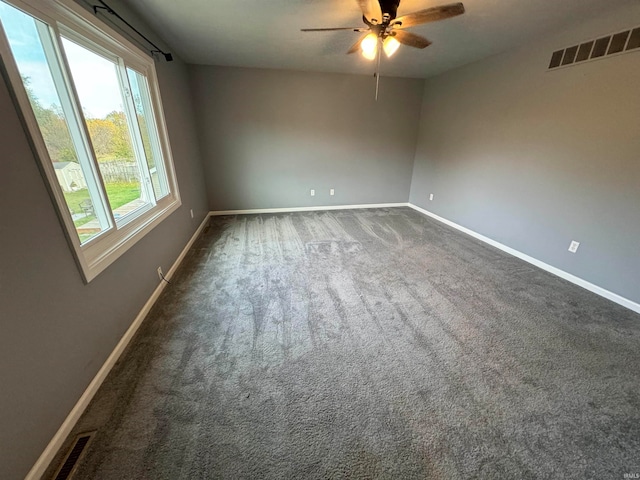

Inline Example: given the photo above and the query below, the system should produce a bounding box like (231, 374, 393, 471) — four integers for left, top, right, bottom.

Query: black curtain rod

(92, 0, 173, 61)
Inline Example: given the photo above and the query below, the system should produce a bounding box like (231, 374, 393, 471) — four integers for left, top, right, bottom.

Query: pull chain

(375, 38, 382, 101)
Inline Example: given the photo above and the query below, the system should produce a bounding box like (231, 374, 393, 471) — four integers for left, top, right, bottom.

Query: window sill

(80, 197, 181, 282)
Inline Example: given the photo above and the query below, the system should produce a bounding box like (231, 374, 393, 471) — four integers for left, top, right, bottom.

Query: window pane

(126, 68, 169, 200)
(0, 1, 109, 243)
(61, 37, 148, 222)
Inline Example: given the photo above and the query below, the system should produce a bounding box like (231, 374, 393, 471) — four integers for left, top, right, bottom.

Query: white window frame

(0, 0, 181, 282)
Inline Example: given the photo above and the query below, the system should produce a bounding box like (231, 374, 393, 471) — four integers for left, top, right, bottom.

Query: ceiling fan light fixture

(383, 36, 400, 57)
(361, 33, 378, 60)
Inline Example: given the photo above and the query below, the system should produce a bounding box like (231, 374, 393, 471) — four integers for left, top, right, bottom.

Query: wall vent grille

(549, 26, 640, 70)
(52, 432, 96, 480)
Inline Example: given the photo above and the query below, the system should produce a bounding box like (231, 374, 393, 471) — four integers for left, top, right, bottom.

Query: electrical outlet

(190, 209, 194, 218)
(429, 193, 434, 201)
(330, 188, 335, 196)
(157, 266, 163, 280)
(310, 189, 315, 196)
(568, 241, 580, 253)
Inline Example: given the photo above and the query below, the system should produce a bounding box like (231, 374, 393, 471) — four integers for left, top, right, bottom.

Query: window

(0, 0, 180, 281)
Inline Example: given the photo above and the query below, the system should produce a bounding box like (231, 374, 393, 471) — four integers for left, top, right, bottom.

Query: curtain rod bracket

(151, 50, 173, 62)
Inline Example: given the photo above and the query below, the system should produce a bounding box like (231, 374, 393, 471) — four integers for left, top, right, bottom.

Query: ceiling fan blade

(347, 33, 369, 54)
(392, 2, 465, 28)
(392, 30, 432, 49)
(301, 27, 365, 32)
(356, 0, 382, 23)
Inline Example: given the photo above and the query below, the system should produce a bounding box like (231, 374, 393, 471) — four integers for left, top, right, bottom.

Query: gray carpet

(48, 208, 640, 479)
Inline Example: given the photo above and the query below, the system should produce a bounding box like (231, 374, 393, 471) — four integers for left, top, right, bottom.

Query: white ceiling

(124, 0, 636, 78)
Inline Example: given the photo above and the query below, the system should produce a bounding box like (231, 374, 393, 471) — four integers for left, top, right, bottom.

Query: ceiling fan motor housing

(379, 0, 400, 19)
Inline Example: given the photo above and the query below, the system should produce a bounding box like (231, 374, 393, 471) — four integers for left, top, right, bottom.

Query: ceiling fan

(301, 1, 466, 61)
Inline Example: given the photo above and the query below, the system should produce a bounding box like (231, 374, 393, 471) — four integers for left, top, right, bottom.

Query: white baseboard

(408, 203, 640, 315)
(210, 203, 409, 216)
(25, 214, 210, 480)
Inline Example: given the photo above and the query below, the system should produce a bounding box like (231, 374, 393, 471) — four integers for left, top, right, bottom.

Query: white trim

(408, 203, 640, 315)
(210, 203, 409, 216)
(25, 214, 210, 480)
(82, 200, 181, 282)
